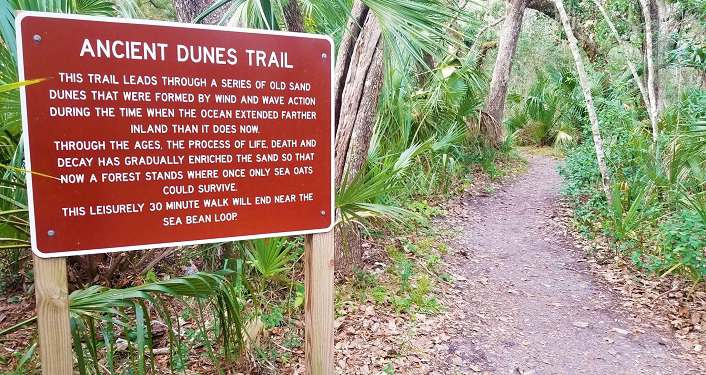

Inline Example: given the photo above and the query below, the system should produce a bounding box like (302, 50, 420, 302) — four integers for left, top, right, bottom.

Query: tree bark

(333, 5, 384, 275)
(554, 0, 612, 203)
(482, 0, 527, 148)
(334, 7, 383, 187)
(283, 0, 305, 33)
(658, 0, 682, 69)
(650, 0, 665, 112)
(173, 0, 218, 23)
(333, 1, 369, 132)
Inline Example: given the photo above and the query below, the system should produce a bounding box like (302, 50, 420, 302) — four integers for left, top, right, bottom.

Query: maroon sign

(17, 12, 334, 257)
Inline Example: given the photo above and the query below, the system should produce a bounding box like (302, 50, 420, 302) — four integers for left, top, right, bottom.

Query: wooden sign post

(32, 256, 73, 374)
(17, 11, 336, 375)
(304, 231, 335, 375)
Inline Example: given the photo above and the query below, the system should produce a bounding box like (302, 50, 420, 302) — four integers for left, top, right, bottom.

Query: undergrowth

(561, 88, 706, 284)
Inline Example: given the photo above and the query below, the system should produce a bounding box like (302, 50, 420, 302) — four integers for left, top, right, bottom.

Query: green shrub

(655, 210, 706, 281)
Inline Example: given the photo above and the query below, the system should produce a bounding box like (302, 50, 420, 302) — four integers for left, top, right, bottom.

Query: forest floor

(303, 152, 706, 375)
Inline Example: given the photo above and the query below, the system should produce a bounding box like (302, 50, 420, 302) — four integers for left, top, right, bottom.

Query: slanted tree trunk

(593, 0, 657, 140)
(333, 1, 384, 275)
(477, 0, 601, 148)
(334, 9, 383, 186)
(333, 1, 369, 131)
(482, 0, 527, 148)
(554, 0, 612, 203)
(640, 0, 661, 142)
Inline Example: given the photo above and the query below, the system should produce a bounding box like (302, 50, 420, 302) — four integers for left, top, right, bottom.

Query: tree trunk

(651, 0, 665, 112)
(658, 0, 682, 67)
(333, 3, 384, 275)
(482, 0, 527, 148)
(333, 1, 369, 132)
(334, 13, 383, 186)
(640, 0, 660, 142)
(554, 0, 612, 203)
(283, 0, 305, 33)
(593, 0, 656, 139)
(173, 0, 217, 23)
(472, 0, 599, 148)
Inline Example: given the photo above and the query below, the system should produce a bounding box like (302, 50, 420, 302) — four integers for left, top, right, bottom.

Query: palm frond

(243, 237, 295, 279)
(69, 270, 245, 373)
(365, 0, 463, 68)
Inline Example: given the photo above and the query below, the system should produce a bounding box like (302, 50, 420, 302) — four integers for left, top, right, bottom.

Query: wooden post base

(304, 231, 335, 375)
(32, 255, 73, 374)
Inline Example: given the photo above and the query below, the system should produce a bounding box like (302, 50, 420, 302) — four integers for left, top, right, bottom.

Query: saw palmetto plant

(1, 270, 245, 374)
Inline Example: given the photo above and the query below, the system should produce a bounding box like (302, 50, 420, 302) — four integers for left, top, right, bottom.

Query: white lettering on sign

(78, 39, 295, 69)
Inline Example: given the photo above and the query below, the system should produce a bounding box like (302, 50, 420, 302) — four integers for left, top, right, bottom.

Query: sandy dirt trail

(436, 154, 701, 375)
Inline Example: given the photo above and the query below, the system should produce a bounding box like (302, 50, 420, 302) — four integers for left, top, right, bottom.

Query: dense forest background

(0, 0, 704, 373)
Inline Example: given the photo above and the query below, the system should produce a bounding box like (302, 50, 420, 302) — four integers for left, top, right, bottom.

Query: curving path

(436, 154, 701, 375)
